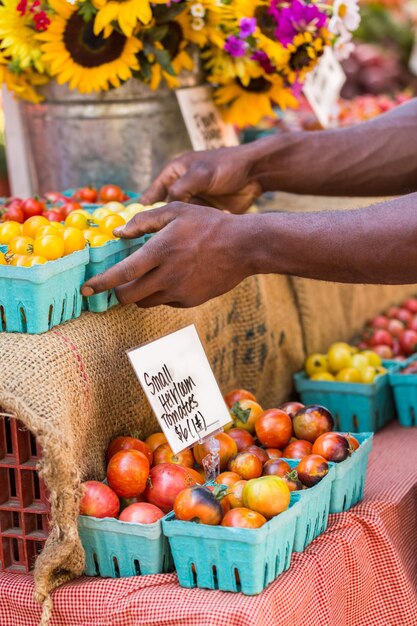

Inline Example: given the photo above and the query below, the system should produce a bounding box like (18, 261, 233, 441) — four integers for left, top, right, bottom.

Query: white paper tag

(303, 47, 346, 128)
(409, 31, 417, 76)
(127, 324, 232, 454)
(176, 85, 239, 151)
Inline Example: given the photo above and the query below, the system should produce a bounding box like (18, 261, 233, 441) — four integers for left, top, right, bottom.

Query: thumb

(114, 204, 178, 239)
(168, 165, 212, 203)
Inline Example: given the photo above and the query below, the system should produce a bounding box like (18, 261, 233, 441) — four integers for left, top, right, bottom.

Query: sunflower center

(254, 7, 276, 39)
(63, 14, 126, 67)
(290, 44, 312, 70)
(338, 3, 347, 18)
(238, 76, 271, 93)
(161, 21, 183, 60)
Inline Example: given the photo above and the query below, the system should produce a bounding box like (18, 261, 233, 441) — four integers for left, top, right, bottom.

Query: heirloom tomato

(185, 467, 205, 485)
(225, 479, 247, 509)
(255, 409, 293, 449)
(262, 459, 291, 477)
(153, 443, 194, 468)
(174, 486, 223, 525)
(229, 399, 263, 433)
(215, 471, 241, 488)
(207, 484, 230, 515)
(282, 439, 312, 459)
(227, 428, 255, 452)
(145, 432, 167, 452)
(224, 389, 256, 409)
(312, 432, 350, 463)
(79, 481, 119, 518)
(221, 507, 266, 529)
(105, 436, 153, 465)
(193, 433, 237, 470)
(119, 502, 164, 524)
(228, 451, 263, 480)
(297, 454, 329, 487)
(342, 433, 360, 452)
(107, 449, 150, 498)
(242, 476, 290, 519)
(145, 463, 197, 513)
(265, 448, 283, 459)
(244, 445, 269, 464)
(292, 405, 334, 443)
(279, 401, 305, 418)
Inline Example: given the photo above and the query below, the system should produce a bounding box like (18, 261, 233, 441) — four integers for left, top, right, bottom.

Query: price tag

(303, 47, 346, 128)
(127, 324, 232, 455)
(409, 31, 417, 76)
(176, 85, 239, 151)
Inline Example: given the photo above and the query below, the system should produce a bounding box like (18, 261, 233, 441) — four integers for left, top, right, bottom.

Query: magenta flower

(239, 17, 256, 38)
(270, 0, 328, 47)
(224, 35, 246, 57)
(16, 0, 27, 14)
(251, 50, 275, 74)
(33, 10, 50, 30)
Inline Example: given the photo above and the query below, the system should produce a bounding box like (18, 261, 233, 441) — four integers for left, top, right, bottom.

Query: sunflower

(146, 18, 194, 90)
(0, 50, 47, 102)
(285, 30, 329, 83)
(0, 0, 45, 72)
(214, 73, 298, 128)
(178, 0, 228, 49)
(93, 0, 169, 37)
(38, 0, 141, 93)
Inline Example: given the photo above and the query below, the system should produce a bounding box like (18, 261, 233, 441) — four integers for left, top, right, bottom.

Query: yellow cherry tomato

(27, 255, 48, 266)
(311, 372, 335, 382)
(8, 236, 34, 255)
(335, 368, 362, 383)
(351, 354, 369, 372)
(361, 366, 376, 384)
(22, 216, 50, 239)
(62, 227, 86, 255)
(82, 228, 98, 242)
(125, 203, 144, 216)
(33, 235, 65, 260)
(15, 256, 34, 267)
(36, 225, 62, 238)
(117, 210, 132, 222)
(361, 350, 382, 368)
(88, 233, 112, 247)
(49, 222, 65, 231)
(0, 251, 7, 265)
(305, 353, 328, 377)
(98, 214, 125, 236)
(65, 212, 90, 230)
(92, 207, 115, 224)
(327, 343, 352, 373)
(9, 254, 23, 266)
(72, 209, 91, 218)
(0, 221, 22, 244)
(103, 201, 125, 214)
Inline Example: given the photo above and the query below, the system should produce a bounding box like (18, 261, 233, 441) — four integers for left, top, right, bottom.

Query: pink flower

(33, 10, 50, 31)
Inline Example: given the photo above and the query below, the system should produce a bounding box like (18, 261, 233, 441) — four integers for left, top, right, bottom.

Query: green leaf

(138, 54, 152, 82)
(153, 3, 187, 24)
(148, 24, 169, 42)
(78, 0, 97, 23)
(154, 48, 176, 76)
(230, 402, 251, 424)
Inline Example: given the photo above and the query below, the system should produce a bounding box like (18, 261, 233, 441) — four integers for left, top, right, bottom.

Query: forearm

(245, 99, 417, 197)
(243, 193, 417, 284)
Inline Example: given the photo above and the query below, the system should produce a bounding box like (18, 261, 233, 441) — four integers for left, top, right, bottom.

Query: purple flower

(224, 35, 246, 57)
(270, 0, 328, 47)
(239, 17, 256, 38)
(251, 50, 275, 74)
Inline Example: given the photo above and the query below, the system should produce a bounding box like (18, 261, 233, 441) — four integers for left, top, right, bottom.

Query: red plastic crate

(0, 411, 50, 573)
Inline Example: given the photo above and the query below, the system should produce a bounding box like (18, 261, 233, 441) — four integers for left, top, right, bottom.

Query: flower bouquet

(0, 0, 360, 127)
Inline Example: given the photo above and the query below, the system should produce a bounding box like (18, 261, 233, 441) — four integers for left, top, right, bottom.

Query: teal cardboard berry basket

(78, 514, 173, 578)
(293, 371, 394, 432)
(162, 499, 300, 595)
(388, 356, 417, 426)
(329, 432, 373, 513)
(0, 248, 88, 334)
(286, 459, 335, 552)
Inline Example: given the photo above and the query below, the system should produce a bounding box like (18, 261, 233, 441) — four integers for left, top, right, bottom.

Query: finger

(141, 158, 189, 205)
(81, 240, 161, 296)
(113, 204, 178, 239)
(115, 268, 164, 306)
(135, 293, 170, 309)
(168, 166, 212, 203)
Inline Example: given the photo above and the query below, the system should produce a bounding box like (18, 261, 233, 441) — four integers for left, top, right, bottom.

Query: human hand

(141, 146, 262, 214)
(81, 203, 257, 308)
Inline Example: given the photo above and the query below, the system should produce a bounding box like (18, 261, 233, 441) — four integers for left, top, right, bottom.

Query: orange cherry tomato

(228, 451, 263, 480)
(33, 234, 65, 260)
(193, 433, 238, 471)
(221, 507, 266, 529)
(255, 409, 293, 449)
(22, 215, 49, 239)
(98, 214, 125, 236)
(224, 389, 256, 408)
(229, 399, 264, 434)
(242, 476, 290, 519)
(215, 471, 241, 488)
(145, 432, 168, 453)
(297, 454, 329, 488)
(0, 221, 22, 244)
(225, 479, 247, 509)
(8, 236, 34, 255)
(174, 486, 223, 525)
(153, 443, 195, 468)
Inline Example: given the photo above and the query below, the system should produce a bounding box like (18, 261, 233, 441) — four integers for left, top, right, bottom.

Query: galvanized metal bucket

(21, 69, 199, 195)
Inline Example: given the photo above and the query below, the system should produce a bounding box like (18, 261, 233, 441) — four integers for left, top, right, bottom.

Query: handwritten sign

(127, 325, 232, 454)
(303, 47, 346, 128)
(176, 85, 239, 151)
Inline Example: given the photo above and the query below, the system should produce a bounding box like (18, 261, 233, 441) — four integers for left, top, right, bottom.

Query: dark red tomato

(144, 463, 197, 513)
(399, 330, 417, 356)
(407, 317, 417, 332)
(62, 201, 83, 218)
(244, 445, 269, 464)
(174, 486, 223, 525)
(387, 319, 405, 338)
(227, 428, 255, 452)
(228, 451, 263, 480)
(282, 439, 312, 459)
(372, 344, 393, 359)
(312, 432, 350, 463)
(255, 409, 293, 449)
(396, 308, 413, 325)
(265, 448, 282, 459)
(281, 470, 303, 492)
(279, 401, 305, 419)
(386, 306, 401, 319)
(77, 186, 98, 203)
(153, 443, 194, 468)
(193, 433, 237, 470)
(221, 507, 266, 529)
(224, 388, 256, 409)
(262, 459, 291, 477)
(119, 502, 164, 524)
(404, 298, 417, 314)
(2, 206, 24, 223)
(106, 449, 150, 498)
(22, 198, 46, 219)
(297, 454, 329, 487)
(292, 405, 334, 443)
(43, 210, 64, 222)
(215, 471, 241, 488)
(79, 481, 120, 518)
(44, 191, 67, 204)
(99, 184, 124, 203)
(106, 436, 153, 466)
(368, 329, 394, 348)
(370, 315, 389, 330)
(392, 340, 402, 357)
(341, 433, 360, 452)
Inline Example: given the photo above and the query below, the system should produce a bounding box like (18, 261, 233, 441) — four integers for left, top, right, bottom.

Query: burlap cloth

(0, 193, 415, 624)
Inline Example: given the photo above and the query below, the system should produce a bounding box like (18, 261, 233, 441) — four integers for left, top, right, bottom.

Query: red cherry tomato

(404, 298, 417, 314)
(62, 201, 83, 218)
(99, 184, 125, 203)
(106, 436, 153, 466)
(255, 409, 293, 449)
(119, 502, 164, 524)
(3, 206, 24, 223)
(144, 463, 197, 513)
(174, 486, 223, 525)
(368, 329, 394, 348)
(43, 210, 64, 222)
(44, 191, 67, 204)
(106, 449, 150, 498)
(76, 186, 98, 203)
(221, 507, 266, 529)
(297, 454, 329, 487)
(22, 197, 46, 219)
(399, 330, 417, 356)
(79, 481, 120, 518)
(312, 432, 350, 463)
(224, 388, 256, 408)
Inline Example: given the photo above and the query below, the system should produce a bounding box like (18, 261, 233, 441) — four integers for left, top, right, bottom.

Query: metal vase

(20, 69, 200, 195)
